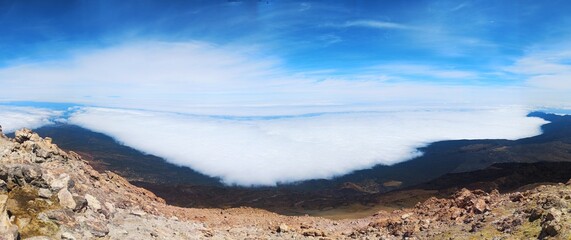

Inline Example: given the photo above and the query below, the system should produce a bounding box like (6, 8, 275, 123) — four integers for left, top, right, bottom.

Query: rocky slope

(1, 126, 571, 239)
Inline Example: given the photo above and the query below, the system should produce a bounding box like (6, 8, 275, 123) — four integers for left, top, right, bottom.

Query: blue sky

(0, 0, 570, 111)
(0, 1, 557, 69)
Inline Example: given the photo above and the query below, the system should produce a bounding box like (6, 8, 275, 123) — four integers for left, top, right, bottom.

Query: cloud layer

(0, 41, 536, 114)
(68, 107, 546, 186)
(0, 106, 59, 133)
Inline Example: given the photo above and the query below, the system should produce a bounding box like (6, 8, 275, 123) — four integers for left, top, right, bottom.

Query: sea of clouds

(63, 106, 547, 186)
(0, 106, 60, 133)
(0, 104, 553, 186)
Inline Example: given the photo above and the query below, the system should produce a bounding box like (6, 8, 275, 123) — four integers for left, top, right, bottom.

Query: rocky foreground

(1, 126, 571, 239)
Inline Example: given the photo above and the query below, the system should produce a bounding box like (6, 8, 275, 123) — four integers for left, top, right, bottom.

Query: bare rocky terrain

(2, 126, 571, 239)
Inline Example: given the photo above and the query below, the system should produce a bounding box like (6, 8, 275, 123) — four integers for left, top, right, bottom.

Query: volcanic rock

(0, 194, 18, 240)
(277, 223, 290, 233)
(37, 188, 51, 199)
(85, 194, 101, 211)
(57, 188, 76, 209)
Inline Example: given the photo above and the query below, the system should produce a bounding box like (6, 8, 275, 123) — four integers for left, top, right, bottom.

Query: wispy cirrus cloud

(371, 64, 479, 80)
(340, 20, 415, 30)
(326, 17, 496, 57)
(506, 48, 571, 90)
(500, 44, 571, 107)
(450, 2, 469, 12)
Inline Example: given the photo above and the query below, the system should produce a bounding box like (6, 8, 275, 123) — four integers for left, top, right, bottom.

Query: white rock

(0, 194, 18, 240)
(57, 188, 76, 209)
(131, 209, 147, 216)
(278, 223, 290, 233)
(0, 194, 11, 229)
(104, 202, 116, 213)
(48, 173, 70, 190)
(22, 236, 51, 240)
(85, 194, 101, 211)
(38, 188, 52, 199)
(61, 232, 76, 240)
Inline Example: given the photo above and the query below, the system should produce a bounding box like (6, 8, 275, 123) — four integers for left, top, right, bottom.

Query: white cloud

(527, 74, 571, 89)
(0, 41, 285, 108)
(342, 20, 414, 30)
(372, 64, 478, 80)
(0, 41, 530, 114)
(299, 2, 311, 12)
(503, 47, 571, 106)
(508, 56, 571, 76)
(450, 2, 469, 12)
(0, 106, 60, 133)
(507, 52, 571, 90)
(68, 106, 546, 186)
